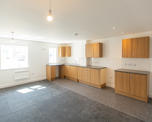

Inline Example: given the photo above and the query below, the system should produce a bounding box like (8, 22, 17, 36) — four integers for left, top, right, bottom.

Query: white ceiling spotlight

(47, 0, 53, 22)
(112, 26, 116, 30)
(74, 33, 79, 36)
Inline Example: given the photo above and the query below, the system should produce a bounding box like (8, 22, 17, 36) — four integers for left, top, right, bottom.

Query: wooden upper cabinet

(86, 43, 103, 58)
(58, 46, 71, 57)
(93, 43, 103, 58)
(65, 46, 71, 57)
(58, 46, 65, 57)
(86, 44, 93, 57)
(122, 39, 132, 58)
(122, 37, 150, 58)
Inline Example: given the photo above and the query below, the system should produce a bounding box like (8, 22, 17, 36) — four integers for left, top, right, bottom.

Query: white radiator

(14, 70, 30, 81)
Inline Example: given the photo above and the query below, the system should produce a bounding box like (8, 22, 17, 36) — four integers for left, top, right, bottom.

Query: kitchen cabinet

(93, 43, 103, 57)
(70, 66, 78, 80)
(61, 66, 78, 81)
(122, 37, 149, 58)
(58, 46, 71, 57)
(60, 66, 65, 78)
(65, 46, 71, 57)
(58, 46, 65, 57)
(46, 65, 56, 81)
(60, 65, 106, 88)
(86, 43, 103, 58)
(130, 73, 148, 99)
(78, 67, 106, 88)
(115, 72, 130, 94)
(115, 70, 149, 102)
(78, 68, 90, 83)
(86, 44, 93, 57)
(122, 39, 132, 58)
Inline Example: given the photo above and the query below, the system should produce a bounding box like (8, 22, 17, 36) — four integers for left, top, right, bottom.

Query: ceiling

(0, 0, 152, 43)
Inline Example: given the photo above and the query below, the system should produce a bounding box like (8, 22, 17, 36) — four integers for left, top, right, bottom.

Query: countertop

(115, 69, 150, 75)
(47, 64, 106, 69)
(47, 63, 64, 66)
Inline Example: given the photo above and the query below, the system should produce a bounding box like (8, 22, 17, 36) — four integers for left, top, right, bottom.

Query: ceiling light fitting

(47, 0, 53, 22)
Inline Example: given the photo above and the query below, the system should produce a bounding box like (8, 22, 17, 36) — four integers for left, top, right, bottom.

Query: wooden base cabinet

(78, 68, 106, 88)
(130, 74, 148, 100)
(46, 65, 56, 81)
(78, 68, 91, 84)
(115, 72, 130, 94)
(115, 71, 149, 102)
(60, 65, 106, 88)
(61, 66, 78, 81)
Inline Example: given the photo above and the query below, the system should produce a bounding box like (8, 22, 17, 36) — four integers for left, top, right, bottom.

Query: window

(1, 45, 28, 69)
(49, 48, 57, 63)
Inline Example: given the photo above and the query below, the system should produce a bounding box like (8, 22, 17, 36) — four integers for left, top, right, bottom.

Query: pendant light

(47, 0, 53, 22)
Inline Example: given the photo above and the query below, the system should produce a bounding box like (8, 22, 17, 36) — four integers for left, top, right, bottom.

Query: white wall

(0, 38, 64, 88)
(65, 40, 87, 66)
(65, 31, 152, 98)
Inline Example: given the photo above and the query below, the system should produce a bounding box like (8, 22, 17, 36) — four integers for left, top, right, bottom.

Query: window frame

(0, 45, 29, 70)
(49, 47, 57, 64)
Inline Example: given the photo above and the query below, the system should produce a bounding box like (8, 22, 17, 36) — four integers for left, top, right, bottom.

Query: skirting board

(0, 78, 46, 89)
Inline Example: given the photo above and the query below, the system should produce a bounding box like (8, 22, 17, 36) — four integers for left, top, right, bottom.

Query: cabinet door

(132, 37, 149, 58)
(122, 37, 149, 58)
(58, 46, 65, 57)
(90, 69, 100, 84)
(66, 66, 71, 77)
(60, 66, 65, 78)
(51, 66, 56, 79)
(86, 44, 93, 57)
(93, 43, 103, 58)
(78, 67, 83, 81)
(72, 66, 77, 79)
(130, 74, 147, 98)
(81, 68, 90, 82)
(64, 66, 68, 76)
(69, 66, 75, 78)
(115, 72, 130, 94)
(65, 46, 71, 57)
(46, 65, 51, 81)
(46, 66, 56, 81)
(122, 39, 132, 57)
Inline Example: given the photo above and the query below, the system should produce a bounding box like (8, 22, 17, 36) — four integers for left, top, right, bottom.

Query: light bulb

(47, 15, 53, 22)
(47, 10, 53, 22)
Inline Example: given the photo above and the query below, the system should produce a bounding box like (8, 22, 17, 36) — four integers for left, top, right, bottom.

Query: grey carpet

(0, 80, 144, 122)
